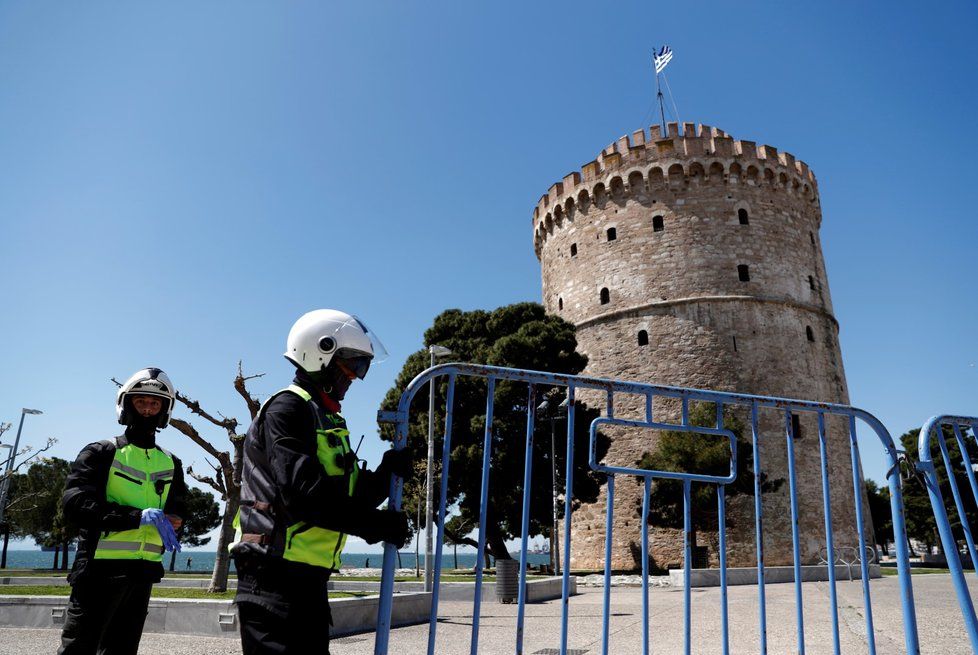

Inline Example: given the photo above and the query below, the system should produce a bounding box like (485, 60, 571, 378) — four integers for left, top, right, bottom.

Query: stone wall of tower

(534, 123, 867, 571)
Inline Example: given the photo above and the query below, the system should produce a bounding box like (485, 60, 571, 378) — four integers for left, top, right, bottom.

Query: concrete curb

(0, 592, 431, 639)
(668, 564, 882, 588)
(330, 576, 572, 602)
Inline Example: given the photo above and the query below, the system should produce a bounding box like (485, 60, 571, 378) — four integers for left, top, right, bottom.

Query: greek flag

(653, 45, 673, 74)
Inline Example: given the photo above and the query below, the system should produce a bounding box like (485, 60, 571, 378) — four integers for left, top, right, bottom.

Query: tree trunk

(486, 523, 512, 560)
(1, 525, 9, 569)
(169, 549, 177, 572)
(208, 493, 239, 593)
(453, 543, 458, 571)
(52, 547, 59, 570)
(61, 541, 69, 570)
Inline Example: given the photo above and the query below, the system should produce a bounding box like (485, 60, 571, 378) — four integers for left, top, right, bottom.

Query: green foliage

(865, 479, 893, 552)
(636, 403, 783, 531)
(179, 487, 222, 548)
(380, 302, 609, 559)
(6, 458, 76, 550)
(898, 426, 978, 554)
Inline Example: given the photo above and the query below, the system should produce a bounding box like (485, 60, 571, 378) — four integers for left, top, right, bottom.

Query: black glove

(378, 448, 413, 479)
(360, 509, 410, 549)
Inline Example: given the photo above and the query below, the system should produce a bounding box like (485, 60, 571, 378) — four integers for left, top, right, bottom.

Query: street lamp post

(0, 408, 43, 526)
(537, 395, 567, 575)
(424, 345, 453, 592)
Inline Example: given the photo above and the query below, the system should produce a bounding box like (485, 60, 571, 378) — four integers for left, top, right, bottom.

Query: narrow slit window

(570, 243, 577, 257)
(652, 215, 664, 232)
(607, 227, 617, 241)
(558, 297, 563, 310)
(600, 288, 610, 305)
(738, 208, 749, 225)
(737, 264, 750, 282)
(791, 413, 802, 439)
(732, 335, 738, 352)
(808, 275, 816, 290)
(806, 325, 815, 342)
(638, 330, 649, 346)
(809, 232, 815, 246)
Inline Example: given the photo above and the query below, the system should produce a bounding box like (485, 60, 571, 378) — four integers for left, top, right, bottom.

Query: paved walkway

(2, 574, 974, 653)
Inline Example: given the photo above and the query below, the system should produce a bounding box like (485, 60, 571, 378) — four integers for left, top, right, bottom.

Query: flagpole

(652, 49, 666, 138)
(655, 67, 667, 135)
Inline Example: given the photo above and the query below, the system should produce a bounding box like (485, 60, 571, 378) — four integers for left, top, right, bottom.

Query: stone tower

(533, 122, 862, 571)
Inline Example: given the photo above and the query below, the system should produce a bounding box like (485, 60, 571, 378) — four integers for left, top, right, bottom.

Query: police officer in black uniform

(58, 367, 187, 655)
(232, 310, 411, 654)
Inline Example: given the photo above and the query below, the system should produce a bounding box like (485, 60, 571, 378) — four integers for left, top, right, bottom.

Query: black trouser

(238, 599, 331, 655)
(236, 558, 332, 655)
(57, 576, 153, 655)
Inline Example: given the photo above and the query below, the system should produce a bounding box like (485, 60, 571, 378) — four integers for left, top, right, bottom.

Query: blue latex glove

(140, 508, 181, 553)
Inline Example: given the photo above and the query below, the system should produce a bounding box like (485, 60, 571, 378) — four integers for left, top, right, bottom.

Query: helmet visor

(345, 315, 389, 364)
(334, 351, 373, 380)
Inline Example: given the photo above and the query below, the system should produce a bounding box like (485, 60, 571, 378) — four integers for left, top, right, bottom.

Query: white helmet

(116, 367, 176, 428)
(284, 309, 387, 379)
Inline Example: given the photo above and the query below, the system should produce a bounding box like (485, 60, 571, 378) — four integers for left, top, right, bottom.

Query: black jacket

(234, 375, 392, 572)
(62, 428, 187, 584)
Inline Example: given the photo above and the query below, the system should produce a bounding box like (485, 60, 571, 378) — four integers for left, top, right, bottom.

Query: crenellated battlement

(532, 124, 819, 252)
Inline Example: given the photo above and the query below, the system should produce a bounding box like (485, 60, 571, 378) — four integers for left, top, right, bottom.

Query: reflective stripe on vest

(278, 385, 359, 571)
(94, 442, 175, 563)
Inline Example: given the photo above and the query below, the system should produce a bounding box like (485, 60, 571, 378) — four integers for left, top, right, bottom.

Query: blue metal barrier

(373, 364, 924, 655)
(917, 415, 978, 651)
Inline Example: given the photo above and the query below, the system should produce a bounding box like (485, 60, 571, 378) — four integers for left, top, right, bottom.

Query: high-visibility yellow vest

(94, 441, 175, 562)
(233, 385, 359, 571)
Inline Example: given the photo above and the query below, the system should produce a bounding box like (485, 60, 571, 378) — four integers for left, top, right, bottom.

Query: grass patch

(880, 567, 951, 576)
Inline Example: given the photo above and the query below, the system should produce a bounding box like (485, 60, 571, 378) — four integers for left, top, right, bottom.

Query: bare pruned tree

(114, 362, 263, 592)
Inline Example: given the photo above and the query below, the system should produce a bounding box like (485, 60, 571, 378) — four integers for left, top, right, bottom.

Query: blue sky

(1, 1, 976, 551)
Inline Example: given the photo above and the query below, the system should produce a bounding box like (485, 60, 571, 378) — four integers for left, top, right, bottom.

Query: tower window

(791, 413, 802, 439)
(806, 325, 815, 342)
(809, 232, 815, 246)
(738, 208, 749, 225)
(638, 330, 649, 346)
(600, 288, 610, 305)
(737, 264, 750, 282)
(570, 243, 577, 257)
(607, 227, 617, 241)
(652, 215, 664, 232)
(808, 275, 816, 290)
(558, 297, 563, 310)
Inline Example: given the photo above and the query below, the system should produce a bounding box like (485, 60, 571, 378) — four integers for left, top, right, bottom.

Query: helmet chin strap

(301, 364, 353, 401)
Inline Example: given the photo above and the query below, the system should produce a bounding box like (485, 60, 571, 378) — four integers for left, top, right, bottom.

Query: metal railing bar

(717, 484, 729, 655)
(427, 374, 456, 655)
(515, 384, 536, 655)
(683, 479, 692, 655)
(784, 410, 805, 655)
(588, 417, 736, 485)
(847, 415, 877, 654)
(559, 385, 576, 655)
(943, 424, 978, 576)
(602, 475, 615, 655)
(470, 376, 496, 655)
(394, 363, 872, 420)
(918, 416, 978, 650)
(641, 476, 651, 655)
(816, 412, 841, 655)
(751, 402, 768, 655)
(952, 423, 978, 571)
(716, 405, 730, 655)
